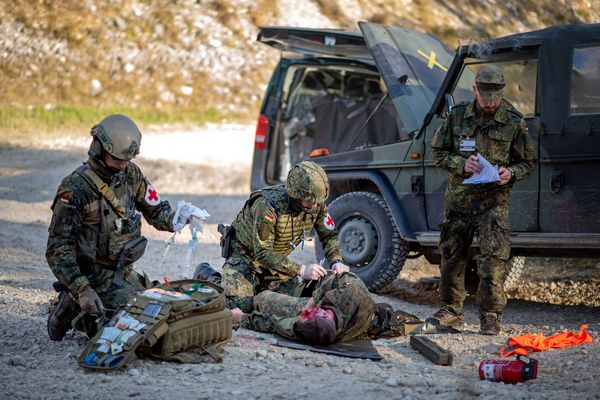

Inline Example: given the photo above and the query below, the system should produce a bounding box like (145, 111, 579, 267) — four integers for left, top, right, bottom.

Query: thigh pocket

(479, 208, 510, 259)
(439, 219, 471, 259)
(222, 260, 255, 298)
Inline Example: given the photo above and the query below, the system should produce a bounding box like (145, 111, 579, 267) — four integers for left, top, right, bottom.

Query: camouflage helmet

(285, 161, 329, 204)
(90, 114, 141, 161)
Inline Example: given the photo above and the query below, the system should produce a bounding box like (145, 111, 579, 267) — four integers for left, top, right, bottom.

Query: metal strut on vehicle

(345, 92, 389, 152)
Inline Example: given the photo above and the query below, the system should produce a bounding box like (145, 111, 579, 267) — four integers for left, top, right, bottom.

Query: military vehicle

(251, 23, 600, 291)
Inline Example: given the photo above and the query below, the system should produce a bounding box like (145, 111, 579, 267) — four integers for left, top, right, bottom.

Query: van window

(452, 59, 538, 117)
(270, 65, 407, 181)
(571, 46, 600, 115)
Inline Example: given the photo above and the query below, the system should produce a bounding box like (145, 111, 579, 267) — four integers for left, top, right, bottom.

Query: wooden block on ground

(409, 335, 454, 366)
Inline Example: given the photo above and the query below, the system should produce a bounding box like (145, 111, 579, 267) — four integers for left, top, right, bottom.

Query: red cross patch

(324, 213, 335, 230)
(144, 184, 160, 206)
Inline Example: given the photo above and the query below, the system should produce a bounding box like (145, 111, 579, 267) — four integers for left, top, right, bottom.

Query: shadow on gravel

(379, 275, 600, 328)
(502, 298, 600, 326)
(378, 277, 441, 305)
(0, 146, 82, 203)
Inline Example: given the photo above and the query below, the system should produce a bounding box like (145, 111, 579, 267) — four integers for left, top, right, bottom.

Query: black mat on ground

(273, 337, 383, 361)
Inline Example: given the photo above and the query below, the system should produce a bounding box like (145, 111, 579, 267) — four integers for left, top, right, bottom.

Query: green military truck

(250, 23, 600, 290)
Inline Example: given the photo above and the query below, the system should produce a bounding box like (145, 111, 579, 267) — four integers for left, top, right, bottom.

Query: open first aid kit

(78, 279, 231, 370)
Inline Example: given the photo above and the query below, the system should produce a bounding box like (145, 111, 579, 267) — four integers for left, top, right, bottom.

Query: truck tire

(464, 256, 526, 294)
(316, 192, 407, 291)
(504, 256, 525, 291)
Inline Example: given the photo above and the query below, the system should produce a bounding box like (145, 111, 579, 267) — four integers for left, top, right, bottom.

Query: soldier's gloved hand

(173, 200, 211, 232)
(78, 286, 104, 316)
(299, 264, 327, 280)
(331, 262, 350, 274)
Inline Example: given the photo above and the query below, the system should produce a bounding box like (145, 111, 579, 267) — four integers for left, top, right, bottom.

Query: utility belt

(78, 279, 231, 370)
(75, 236, 147, 291)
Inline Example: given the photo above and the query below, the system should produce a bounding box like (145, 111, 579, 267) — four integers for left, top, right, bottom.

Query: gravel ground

(1, 125, 599, 400)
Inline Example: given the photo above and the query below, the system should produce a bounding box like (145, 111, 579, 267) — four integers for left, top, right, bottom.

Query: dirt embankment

(1, 127, 599, 399)
(1, 1, 597, 116)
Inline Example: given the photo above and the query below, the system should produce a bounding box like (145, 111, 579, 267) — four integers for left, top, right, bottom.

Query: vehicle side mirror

(444, 93, 455, 115)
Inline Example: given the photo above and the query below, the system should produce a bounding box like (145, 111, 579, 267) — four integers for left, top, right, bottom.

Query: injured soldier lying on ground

(230, 272, 415, 345)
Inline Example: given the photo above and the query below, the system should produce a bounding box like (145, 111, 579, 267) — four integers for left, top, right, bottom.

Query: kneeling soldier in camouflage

(46, 114, 208, 340)
(196, 161, 349, 312)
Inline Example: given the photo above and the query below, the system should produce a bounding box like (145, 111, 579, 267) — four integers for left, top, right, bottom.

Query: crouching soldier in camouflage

(196, 161, 349, 312)
(46, 114, 208, 341)
(231, 272, 405, 344)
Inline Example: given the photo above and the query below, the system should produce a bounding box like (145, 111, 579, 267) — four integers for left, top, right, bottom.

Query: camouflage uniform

(431, 98, 536, 320)
(223, 185, 343, 312)
(46, 156, 174, 312)
(241, 272, 376, 342)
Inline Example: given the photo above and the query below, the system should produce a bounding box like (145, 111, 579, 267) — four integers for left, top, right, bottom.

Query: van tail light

(309, 148, 330, 157)
(254, 114, 269, 150)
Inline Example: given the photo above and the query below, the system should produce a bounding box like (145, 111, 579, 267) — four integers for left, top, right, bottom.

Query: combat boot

(193, 262, 222, 285)
(480, 316, 501, 335)
(426, 307, 464, 327)
(47, 290, 81, 341)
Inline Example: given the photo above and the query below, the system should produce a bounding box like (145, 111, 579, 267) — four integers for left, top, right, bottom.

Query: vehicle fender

(325, 169, 416, 241)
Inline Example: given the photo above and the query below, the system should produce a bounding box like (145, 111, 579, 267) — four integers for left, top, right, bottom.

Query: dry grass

(0, 105, 223, 147)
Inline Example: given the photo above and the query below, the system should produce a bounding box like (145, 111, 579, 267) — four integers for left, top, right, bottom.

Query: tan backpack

(78, 279, 231, 370)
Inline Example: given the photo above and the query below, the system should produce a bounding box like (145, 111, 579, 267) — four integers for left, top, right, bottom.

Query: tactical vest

(233, 186, 317, 257)
(76, 165, 142, 267)
(78, 279, 232, 370)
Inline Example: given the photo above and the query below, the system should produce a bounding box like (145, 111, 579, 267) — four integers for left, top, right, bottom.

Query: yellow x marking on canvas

(418, 50, 448, 72)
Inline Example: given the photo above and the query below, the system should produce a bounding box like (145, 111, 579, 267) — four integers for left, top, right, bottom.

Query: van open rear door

(257, 26, 372, 62)
(358, 22, 454, 135)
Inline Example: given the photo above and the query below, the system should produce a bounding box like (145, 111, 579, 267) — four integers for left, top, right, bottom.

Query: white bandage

(173, 200, 211, 232)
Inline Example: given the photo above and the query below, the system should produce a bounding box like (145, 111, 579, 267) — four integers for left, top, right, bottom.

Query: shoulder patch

(323, 213, 335, 230)
(144, 184, 161, 206)
(56, 186, 74, 204)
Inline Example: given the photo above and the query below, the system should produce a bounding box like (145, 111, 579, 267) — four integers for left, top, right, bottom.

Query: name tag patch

(460, 138, 476, 152)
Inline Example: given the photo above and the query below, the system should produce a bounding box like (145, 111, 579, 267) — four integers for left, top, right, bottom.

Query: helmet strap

(87, 137, 104, 160)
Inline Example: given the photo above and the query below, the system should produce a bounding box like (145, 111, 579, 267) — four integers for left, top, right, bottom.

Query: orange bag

(500, 324, 593, 358)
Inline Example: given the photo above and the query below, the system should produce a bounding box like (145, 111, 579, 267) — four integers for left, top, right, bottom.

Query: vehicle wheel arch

(316, 190, 408, 291)
(324, 169, 415, 241)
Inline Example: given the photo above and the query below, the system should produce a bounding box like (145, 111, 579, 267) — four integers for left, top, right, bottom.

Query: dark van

(251, 23, 600, 291)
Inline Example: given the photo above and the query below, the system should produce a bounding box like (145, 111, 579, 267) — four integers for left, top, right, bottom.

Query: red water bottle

(478, 355, 538, 384)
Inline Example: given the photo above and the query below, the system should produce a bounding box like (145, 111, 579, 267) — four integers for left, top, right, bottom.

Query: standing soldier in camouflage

(196, 161, 349, 312)
(427, 65, 536, 335)
(46, 114, 208, 341)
